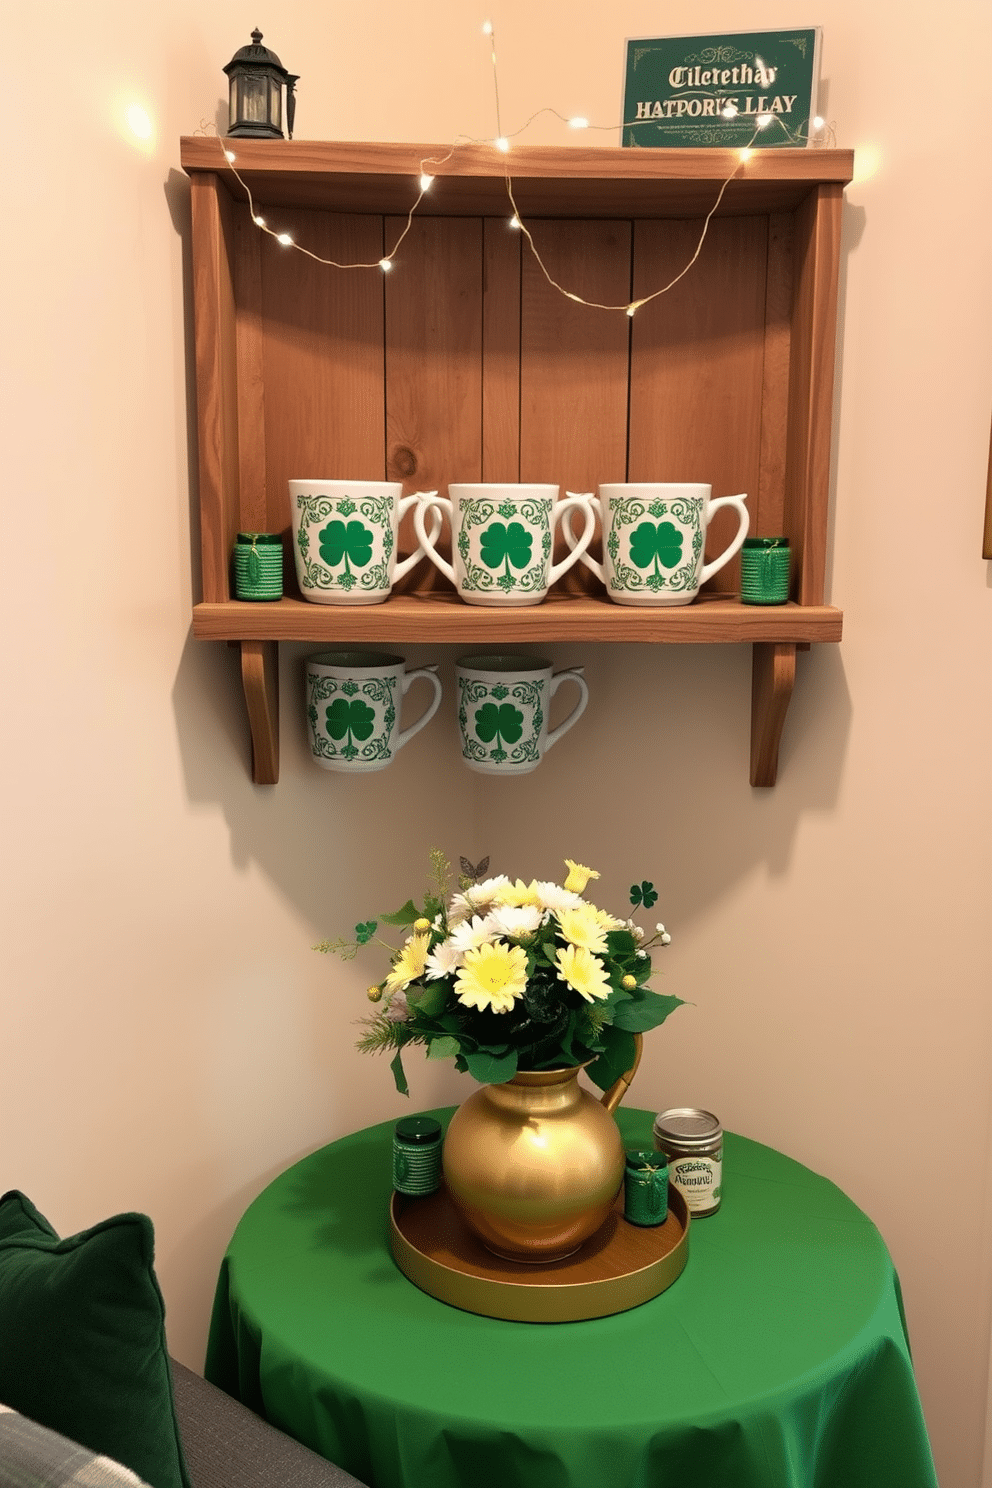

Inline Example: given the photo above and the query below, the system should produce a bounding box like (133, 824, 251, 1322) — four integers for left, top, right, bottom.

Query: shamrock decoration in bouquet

(317, 851, 681, 1095)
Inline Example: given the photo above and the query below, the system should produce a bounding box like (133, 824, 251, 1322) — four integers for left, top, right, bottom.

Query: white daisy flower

(487, 903, 544, 938)
(447, 875, 511, 925)
(425, 939, 462, 980)
(532, 880, 583, 916)
(448, 915, 494, 954)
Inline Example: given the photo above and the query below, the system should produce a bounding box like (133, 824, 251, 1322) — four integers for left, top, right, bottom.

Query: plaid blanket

(0, 1406, 151, 1488)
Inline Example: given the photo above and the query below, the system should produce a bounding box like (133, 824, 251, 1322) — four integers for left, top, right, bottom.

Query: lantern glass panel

(267, 77, 283, 130)
(233, 72, 270, 126)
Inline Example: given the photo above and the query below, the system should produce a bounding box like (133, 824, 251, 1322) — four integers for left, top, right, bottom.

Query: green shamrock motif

(629, 521, 683, 579)
(474, 702, 524, 761)
(354, 920, 377, 944)
(479, 521, 533, 583)
(630, 880, 658, 909)
(325, 698, 377, 759)
(318, 519, 375, 586)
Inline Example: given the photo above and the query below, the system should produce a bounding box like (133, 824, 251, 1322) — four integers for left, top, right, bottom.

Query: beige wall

(3, 0, 991, 1483)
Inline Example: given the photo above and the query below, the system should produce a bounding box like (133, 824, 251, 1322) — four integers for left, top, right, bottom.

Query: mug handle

(412, 494, 455, 584)
(699, 493, 750, 586)
(544, 668, 590, 753)
(395, 667, 443, 750)
(561, 493, 606, 584)
(394, 493, 441, 583)
(548, 494, 597, 586)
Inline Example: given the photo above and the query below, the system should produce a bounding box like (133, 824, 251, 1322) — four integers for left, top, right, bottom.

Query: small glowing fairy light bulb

(509, 215, 522, 229)
(756, 114, 773, 129)
(419, 173, 434, 192)
(568, 116, 589, 130)
(482, 19, 493, 34)
(740, 147, 753, 162)
(379, 257, 393, 273)
(253, 215, 266, 227)
(813, 116, 825, 130)
(722, 104, 738, 119)
(224, 149, 236, 162)
(276, 232, 293, 246)
(495, 136, 510, 153)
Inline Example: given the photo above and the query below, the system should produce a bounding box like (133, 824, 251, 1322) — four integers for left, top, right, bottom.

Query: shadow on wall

(170, 631, 853, 935)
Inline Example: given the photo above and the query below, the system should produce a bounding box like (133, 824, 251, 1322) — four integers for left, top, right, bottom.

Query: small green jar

(392, 1117, 443, 1197)
(623, 1149, 669, 1227)
(233, 532, 283, 600)
(740, 537, 790, 605)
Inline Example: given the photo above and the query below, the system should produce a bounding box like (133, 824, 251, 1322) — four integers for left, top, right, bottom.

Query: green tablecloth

(205, 1109, 937, 1488)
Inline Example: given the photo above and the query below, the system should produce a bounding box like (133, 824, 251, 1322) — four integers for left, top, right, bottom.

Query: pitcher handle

(600, 1032, 643, 1115)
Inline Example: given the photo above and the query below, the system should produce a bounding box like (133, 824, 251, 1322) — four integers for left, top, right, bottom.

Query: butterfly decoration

(460, 856, 490, 882)
(629, 880, 658, 909)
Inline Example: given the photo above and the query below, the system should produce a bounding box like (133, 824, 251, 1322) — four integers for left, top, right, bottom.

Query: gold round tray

(389, 1181, 689, 1323)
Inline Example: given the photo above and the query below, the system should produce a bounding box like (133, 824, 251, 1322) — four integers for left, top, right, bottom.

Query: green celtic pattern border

(607, 497, 703, 593)
(457, 677, 544, 765)
(457, 499, 552, 595)
(295, 495, 395, 594)
(306, 674, 397, 762)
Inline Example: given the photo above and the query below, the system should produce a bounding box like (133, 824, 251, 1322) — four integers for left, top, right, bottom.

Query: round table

(205, 1108, 937, 1488)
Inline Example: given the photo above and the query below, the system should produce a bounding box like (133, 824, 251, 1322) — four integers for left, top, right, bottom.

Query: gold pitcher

(442, 1035, 642, 1262)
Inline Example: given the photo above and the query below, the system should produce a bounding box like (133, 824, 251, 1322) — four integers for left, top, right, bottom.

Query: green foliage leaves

(629, 881, 658, 908)
(464, 1048, 519, 1084)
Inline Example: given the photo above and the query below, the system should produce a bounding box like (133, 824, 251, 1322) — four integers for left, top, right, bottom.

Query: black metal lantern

(223, 29, 298, 140)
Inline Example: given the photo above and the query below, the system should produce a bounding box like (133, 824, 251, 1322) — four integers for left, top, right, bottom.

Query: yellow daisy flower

(555, 943, 611, 1003)
(495, 878, 541, 909)
(383, 931, 430, 995)
(454, 941, 529, 1013)
(563, 859, 600, 894)
(557, 905, 609, 954)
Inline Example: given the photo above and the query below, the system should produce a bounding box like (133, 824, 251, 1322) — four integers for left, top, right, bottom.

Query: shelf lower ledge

(192, 593, 843, 645)
(199, 595, 841, 788)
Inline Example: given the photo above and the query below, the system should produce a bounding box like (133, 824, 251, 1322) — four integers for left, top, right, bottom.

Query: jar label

(669, 1154, 722, 1212)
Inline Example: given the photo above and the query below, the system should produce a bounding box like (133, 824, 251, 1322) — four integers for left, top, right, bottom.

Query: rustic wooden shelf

(181, 137, 851, 787)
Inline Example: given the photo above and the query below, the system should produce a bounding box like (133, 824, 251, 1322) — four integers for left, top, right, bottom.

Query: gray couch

(0, 1362, 370, 1488)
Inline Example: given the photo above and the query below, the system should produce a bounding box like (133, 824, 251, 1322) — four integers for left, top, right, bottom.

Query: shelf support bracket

(240, 640, 280, 785)
(750, 642, 797, 787)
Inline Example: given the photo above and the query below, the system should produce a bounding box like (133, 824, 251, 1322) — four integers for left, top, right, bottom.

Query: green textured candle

(740, 537, 790, 605)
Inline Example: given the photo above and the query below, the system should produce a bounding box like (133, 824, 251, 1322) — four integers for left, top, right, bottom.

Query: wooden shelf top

(192, 593, 843, 646)
(180, 137, 854, 219)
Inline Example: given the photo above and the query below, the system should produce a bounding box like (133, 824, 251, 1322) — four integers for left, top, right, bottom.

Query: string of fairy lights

(208, 20, 836, 318)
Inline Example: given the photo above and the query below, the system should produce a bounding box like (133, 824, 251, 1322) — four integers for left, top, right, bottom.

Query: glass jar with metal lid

(653, 1108, 723, 1216)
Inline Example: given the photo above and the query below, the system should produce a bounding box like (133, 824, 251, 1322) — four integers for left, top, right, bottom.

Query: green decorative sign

(622, 28, 821, 149)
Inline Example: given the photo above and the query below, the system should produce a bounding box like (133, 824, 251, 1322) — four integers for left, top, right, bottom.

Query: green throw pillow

(0, 1190, 191, 1488)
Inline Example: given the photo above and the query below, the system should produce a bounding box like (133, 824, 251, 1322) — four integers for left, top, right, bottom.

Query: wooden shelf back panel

(520, 219, 632, 495)
(629, 215, 769, 593)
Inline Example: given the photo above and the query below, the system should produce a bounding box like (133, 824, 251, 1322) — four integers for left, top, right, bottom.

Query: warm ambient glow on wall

(211, 21, 838, 318)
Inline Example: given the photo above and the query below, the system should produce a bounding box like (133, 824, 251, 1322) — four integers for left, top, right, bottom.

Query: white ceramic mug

(305, 651, 442, 772)
(289, 480, 439, 605)
(413, 485, 596, 606)
(455, 654, 589, 774)
(567, 483, 749, 606)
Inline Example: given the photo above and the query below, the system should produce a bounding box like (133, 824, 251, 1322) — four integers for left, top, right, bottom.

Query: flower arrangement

(318, 852, 682, 1095)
